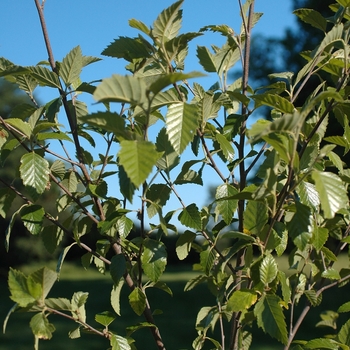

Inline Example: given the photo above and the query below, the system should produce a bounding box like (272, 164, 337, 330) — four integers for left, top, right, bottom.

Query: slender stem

(46, 307, 107, 338)
(230, 2, 254, 349)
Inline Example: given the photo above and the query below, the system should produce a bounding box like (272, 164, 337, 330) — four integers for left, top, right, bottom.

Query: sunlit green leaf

(141, 238, 167, 282)
(252, 93, 294, 114)
(30, 267, 57, 300)
(254, 294, 288, 345)
(95, 311, 115, 327)
(215, 133, 235, 162)
(176, 230, 196, 260)
(243, 200, 268, 236)
(128, 287, 146, 316)
(110, 333, 132, 350)
(29, 65, 61, 89)
(287, 202, 312, 250)
(20, 152, 50, 195)
(166, 102, 199, 155)
(94, 74, 148, 107)
(30, 313, 55, 340)
(60, 46, 83, 86)
(111, 281, 124, 316)
(260, 254, 278, 285)
(8, 268, 42, 307)
(4, 118, 32, 138)
(20, 204, 44, 235)
(311, 171, 348, 219)
(321, 268, 341, 280)
(118, 140, 163, 188)
(178, 203, 201, 230)
(215, 184, 238, 225)
(152, 0, 183, 42)
(227, 290, 257, 312)
(146, 183, 171, 219)
(156, 127, 180, 172)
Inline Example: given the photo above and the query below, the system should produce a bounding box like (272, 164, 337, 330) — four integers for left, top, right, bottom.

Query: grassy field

(1, 259, 350, 350)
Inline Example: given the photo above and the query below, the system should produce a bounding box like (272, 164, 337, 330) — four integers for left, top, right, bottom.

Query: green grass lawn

(1, 259, 350, 350)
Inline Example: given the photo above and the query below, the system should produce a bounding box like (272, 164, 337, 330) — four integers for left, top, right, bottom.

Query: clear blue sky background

(1, 1, 297, 228)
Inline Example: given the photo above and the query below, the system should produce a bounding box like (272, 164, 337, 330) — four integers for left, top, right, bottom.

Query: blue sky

(1, 1, 297, 228)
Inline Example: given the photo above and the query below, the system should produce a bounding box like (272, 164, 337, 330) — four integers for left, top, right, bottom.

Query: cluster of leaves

(2, 0, 350, 349)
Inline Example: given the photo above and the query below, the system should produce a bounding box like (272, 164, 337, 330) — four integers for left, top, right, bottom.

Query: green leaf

(102, 36, 152, 61)
(71, 291, 88, 322)
(20, 152, 50, 195)
(0, 188, 16, 219)
(293, 9, 327, 32)
(94, 74, 148, 107)
(8, 268, 42, 307)
(110, 333, 132, 350)
(128, 287, 146, 316)
(30, 313, 55, 340)
(312, 226, 328, 252)
(79, 112, 126, 137)
(152, 0, 183, 42)
(215, 184, 238, 225)
(45, 298, 71, 311)
(249, 111, 302, 143)
(118, 140, 163, 188)
(30, 267, 57, 300)
(166, 102, 199, 155)
(252, 93, 294, 114)
(148, 72, 204, 96)
(260, 254, 278, 285)
(174, 160, 203, 185)
(315, 23, 344, 56)
(56, 242, 77, 278)
(36, 131, 73, 143)
(118, 164, 136, 203)
(287, 202, 312, 250)
(60, 46, 83, 86)
(4, 118, 32, 138)
(20, 204, 44, 235)
(16, 74, 38, 95)
(311, 171, 348, 219)
(304, 338, 339, 349)
(243, 200, 268, 236)
(178, 203, 202, 230)
(156, 127, 180, 172)
(227, 290, 258, 312)
(215, 133, 235, 162)
(304, 289, 322, 307)
(111, 280, 124, 316)
(278, 271, 291, 305)
(141, 238, 167, 282)
(110, 254, 126, 285)
(338, 319, 350, 346)
(338, 301, 350, 313)
(321, 268, 341, 280)
(196, 46, 217, 72)
(129, 18, 151, 36)
(176, 230, 196, 260)
(254, 294, 288, 345)
(95, 311, 116, 327)
(146, 183, 171, 219)
(184, 274, 207, 292)
(29, 65, 61, 88)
